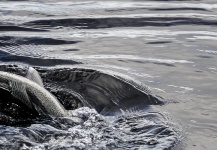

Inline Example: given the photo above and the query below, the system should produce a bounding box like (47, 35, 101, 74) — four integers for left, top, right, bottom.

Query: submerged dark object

(0, 65, 163, 125)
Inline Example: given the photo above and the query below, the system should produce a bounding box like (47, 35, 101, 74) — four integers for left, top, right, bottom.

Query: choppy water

(0, 0, 217, 149)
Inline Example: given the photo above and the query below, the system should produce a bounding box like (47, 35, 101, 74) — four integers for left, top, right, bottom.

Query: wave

(0, 55, 81, 66)
(23, 17, 217, 29)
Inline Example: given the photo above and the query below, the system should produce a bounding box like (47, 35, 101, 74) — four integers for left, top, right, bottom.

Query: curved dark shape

(37, 67, 163, 115)
(23, 17, 215, 29)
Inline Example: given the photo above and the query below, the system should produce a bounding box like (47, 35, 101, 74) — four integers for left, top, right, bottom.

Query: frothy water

(0, 0, 217, 149)
(0, 107, 180, 149)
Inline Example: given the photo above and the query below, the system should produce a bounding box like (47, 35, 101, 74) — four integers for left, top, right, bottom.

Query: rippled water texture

(0, 0, 217, 149)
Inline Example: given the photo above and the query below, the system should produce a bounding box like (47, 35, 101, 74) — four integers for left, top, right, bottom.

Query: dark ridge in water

(0, 26, 47, 32)
(105, 8, 142, 12)
(197, 55, 213, 58)
(63, 49, 79, 52)
(37, 67, 163, 115)
(106, 7, 207, 13)
(24, 17, 217, 29)
(149, 8, 208, 11)
(195, 70, 203, 73)
(0, 36, 81, 46)
(153, 62, 175, 67)
(121, 60, 176, 67)
(0, 55, 81, 66)
(146, 41, 172, 44)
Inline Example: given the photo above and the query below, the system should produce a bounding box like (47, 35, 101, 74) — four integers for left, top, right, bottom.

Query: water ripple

(23, 16, 217, 29)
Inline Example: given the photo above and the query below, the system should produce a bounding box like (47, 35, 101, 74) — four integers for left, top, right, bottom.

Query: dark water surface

(0, 0, 217, 149)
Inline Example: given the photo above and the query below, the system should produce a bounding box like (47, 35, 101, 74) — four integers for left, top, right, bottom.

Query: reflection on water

(0, 0, 217, 149)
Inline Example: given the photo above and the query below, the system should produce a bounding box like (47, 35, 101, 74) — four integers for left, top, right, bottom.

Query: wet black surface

(0, 88, 38, 126)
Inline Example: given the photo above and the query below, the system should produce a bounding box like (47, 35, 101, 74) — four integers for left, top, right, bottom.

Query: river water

(0, 0, 217, 149)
